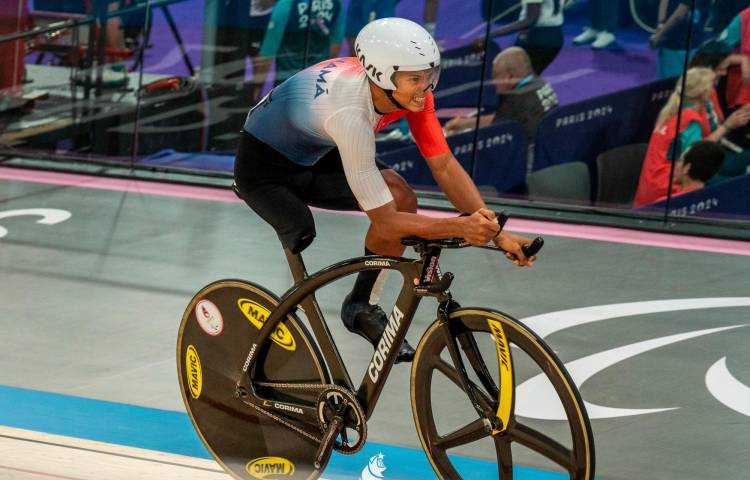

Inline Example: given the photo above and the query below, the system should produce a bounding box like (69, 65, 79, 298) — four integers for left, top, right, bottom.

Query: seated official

(649, 141, 725, 205)
(444, 47, 558, 143)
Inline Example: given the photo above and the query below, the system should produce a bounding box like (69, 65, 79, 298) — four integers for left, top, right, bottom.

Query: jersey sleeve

(259, 0, 293, 57)
(406, 92, 451, 159)
(324, 108, 394, 211)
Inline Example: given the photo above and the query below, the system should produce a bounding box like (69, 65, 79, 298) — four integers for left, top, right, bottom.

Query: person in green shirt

(256, 0, 345, 86)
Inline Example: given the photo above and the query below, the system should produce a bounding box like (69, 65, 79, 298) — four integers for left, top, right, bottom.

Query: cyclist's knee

(382, 169, 417, 213)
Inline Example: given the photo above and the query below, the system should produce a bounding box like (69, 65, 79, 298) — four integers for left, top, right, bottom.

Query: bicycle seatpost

(283, 247, 308, 283)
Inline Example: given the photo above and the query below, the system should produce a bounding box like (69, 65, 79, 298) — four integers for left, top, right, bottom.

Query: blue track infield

(0, 384, 570, 479)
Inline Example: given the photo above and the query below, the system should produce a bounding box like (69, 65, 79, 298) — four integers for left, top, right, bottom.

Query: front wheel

(411, 308, 595, 479)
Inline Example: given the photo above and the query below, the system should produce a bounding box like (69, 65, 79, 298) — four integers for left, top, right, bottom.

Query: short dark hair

(683, 141, 725, 182)
(689, 40, 733, 70)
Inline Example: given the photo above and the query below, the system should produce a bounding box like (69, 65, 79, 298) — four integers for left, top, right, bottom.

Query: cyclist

(235, 17, 536, 363)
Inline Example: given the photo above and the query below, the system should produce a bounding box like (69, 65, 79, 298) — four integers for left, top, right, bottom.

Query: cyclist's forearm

(368, 206, 463, 240)
(432, 157, 485, 214)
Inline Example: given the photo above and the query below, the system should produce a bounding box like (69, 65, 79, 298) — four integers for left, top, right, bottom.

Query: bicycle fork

(437, 299, 506, 435)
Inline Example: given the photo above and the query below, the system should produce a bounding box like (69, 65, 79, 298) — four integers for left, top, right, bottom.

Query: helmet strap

(385, 89, 408, 110)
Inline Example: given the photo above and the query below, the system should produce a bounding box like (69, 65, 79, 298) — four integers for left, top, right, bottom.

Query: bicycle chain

(253, 381, 366, 455)
(246, 398, 322, 445)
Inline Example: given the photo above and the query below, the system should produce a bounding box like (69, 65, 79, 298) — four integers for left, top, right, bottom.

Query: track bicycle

(177, 213, 595, 479)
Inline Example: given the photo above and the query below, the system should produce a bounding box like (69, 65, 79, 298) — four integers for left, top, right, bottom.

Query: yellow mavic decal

(487, 319, 513, 434)
(237, 298, 296, 351)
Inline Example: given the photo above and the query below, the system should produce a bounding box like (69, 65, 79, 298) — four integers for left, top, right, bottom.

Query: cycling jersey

(243, 57, 450, 211)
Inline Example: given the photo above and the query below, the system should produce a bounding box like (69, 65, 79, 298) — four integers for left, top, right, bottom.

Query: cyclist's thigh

(306, 148, 391, 211)
(235, 133, 316, 253)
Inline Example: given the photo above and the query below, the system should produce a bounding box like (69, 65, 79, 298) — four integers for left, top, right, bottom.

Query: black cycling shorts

(234, 132, 391, 254)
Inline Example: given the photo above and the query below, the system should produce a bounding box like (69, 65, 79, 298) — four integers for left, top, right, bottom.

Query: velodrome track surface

(1, 167, 749, 479)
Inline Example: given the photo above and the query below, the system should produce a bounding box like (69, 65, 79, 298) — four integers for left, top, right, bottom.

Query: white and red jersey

(243, 57, 450, 211)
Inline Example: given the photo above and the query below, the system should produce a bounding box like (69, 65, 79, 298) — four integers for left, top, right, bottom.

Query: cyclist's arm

(323, 108, 489, 242)
(425, 151, 485, 214)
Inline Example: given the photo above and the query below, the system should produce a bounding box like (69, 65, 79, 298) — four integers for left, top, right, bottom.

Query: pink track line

(2, 166, 749, 256)
(0, 465, 87, 480)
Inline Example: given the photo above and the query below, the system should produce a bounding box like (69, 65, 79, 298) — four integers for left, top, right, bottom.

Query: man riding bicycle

(234, 17, 536, 363)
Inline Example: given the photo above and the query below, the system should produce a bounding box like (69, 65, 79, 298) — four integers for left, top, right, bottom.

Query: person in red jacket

(650, 141, 725, 204)
(0, 0, 31, 92)
(718, 6, 750, 108)
(634, 67, 750, 207)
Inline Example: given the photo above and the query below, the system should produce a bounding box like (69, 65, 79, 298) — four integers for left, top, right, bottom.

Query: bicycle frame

(236, 245, 457, 421)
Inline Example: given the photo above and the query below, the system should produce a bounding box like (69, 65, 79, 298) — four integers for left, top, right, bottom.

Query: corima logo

(264, 400, 304, 415)
(185, 345, 202, 399)
(368, 306, 404, 382)
(364, 260, 390, 267)
(237, 299, 296, 351)
(246, 457, 295, 479)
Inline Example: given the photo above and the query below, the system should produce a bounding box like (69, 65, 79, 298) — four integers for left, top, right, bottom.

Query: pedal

(314, 414, 344, 470)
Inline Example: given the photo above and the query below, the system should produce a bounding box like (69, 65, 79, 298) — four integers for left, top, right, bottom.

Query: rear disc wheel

(178, 280, 329, 479)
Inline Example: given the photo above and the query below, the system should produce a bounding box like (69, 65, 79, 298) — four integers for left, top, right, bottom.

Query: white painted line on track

(0, 426, 227, 480)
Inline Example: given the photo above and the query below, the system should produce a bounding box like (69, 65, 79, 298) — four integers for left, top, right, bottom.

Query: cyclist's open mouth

(412, 95, 425, 109)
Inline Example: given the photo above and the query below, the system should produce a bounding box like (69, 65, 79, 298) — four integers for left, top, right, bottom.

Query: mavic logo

(515, 298, 750, 420)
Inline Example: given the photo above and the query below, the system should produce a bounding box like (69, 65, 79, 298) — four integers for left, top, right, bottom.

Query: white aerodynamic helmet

(354, 17, 441, 92)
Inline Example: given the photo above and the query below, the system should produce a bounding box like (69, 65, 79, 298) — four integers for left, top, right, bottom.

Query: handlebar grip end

(521, 237, 544, 258)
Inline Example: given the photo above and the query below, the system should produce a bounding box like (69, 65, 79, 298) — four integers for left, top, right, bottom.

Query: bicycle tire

(411, 307, 595, 479)
(177, 279, 329, 480)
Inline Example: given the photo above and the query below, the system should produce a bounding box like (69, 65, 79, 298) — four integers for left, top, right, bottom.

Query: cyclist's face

(392, 68, 438, 112)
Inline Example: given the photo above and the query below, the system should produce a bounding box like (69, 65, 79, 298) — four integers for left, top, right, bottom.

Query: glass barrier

(660, 1, 750, 224)
(1, 1, 749, 228)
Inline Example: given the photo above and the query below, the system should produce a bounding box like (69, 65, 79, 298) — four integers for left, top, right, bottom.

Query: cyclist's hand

(494, 231, 536, 267)
(461, 208, 501, 245)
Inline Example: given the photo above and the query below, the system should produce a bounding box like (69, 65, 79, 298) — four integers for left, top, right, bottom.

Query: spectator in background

(649, 0, 708, 79)
(572, 0, 618, 50)
(444, 46, 558, 142)
(484, 0, 564, 75)
(710, 0, 746, 34)
(256, 0, 345, 87)
(214, 0, 277, 103)
(0, 0, 31, 91)
(717, 6, 750, 109)
(345, 0, 398, 54)
(649, 141, 725, 204)
(344, 1, 439, 54)
(688, 40, 731, 123)
(634, 67, 750, 207)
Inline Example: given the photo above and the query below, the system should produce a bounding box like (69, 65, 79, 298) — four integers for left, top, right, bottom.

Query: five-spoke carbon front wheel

(410, 308, 595, 479)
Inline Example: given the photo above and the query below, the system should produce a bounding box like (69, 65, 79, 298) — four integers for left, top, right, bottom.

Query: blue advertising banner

(378, 121, 527, 193)
(641, 174, 750, 219)
(533, 78, 674, 172)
